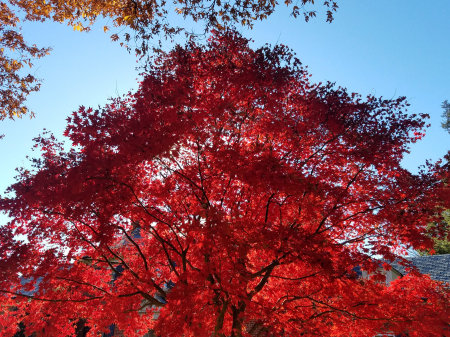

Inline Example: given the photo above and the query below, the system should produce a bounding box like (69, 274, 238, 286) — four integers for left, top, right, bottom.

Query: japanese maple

(0, 31, 448, 337)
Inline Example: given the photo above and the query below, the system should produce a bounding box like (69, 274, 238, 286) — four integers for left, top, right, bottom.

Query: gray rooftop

(393, 254, 450, 283)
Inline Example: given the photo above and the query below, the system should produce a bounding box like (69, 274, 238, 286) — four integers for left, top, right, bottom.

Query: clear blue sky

(0, 0, 449, 200)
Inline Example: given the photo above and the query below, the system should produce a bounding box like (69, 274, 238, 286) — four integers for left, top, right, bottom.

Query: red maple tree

(0, 31, 448, 337)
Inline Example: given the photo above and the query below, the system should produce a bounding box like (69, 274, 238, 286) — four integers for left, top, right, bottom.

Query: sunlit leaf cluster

(0, 2, 50, 119)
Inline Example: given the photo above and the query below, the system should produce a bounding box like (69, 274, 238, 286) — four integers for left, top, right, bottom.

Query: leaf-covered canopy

(0, 31, 448, 336)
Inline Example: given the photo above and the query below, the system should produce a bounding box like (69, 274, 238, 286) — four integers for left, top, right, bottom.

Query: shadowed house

(242, 255, 450, 337)
(356, 254, 450, 286)
(371, 255, 450, 337)
(392, 254, 450, 283)
(14, 254, 449, 337)
(12, 246, 449, 336)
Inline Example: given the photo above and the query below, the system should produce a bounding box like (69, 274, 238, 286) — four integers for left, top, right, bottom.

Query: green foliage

(433, 210, 450, 254)
(419, 210, 450, 255)
(442, 100, 450, 134)
(419, 109, 450, 255)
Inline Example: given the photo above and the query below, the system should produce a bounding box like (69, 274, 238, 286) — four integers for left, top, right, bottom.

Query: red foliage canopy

(0, 31, 448, 337)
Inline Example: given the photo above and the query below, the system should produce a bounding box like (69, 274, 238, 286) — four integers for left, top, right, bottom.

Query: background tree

(0, 2, 49, 120)
(1, 0, 337, 120)
(419, 101, 450, 255)
(420, 179, 450, 255)
(420, 101, 450, 255)
(0, 31, 448, 337)
(442, 100, 450, 133)
(431, 209, 450, 254)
